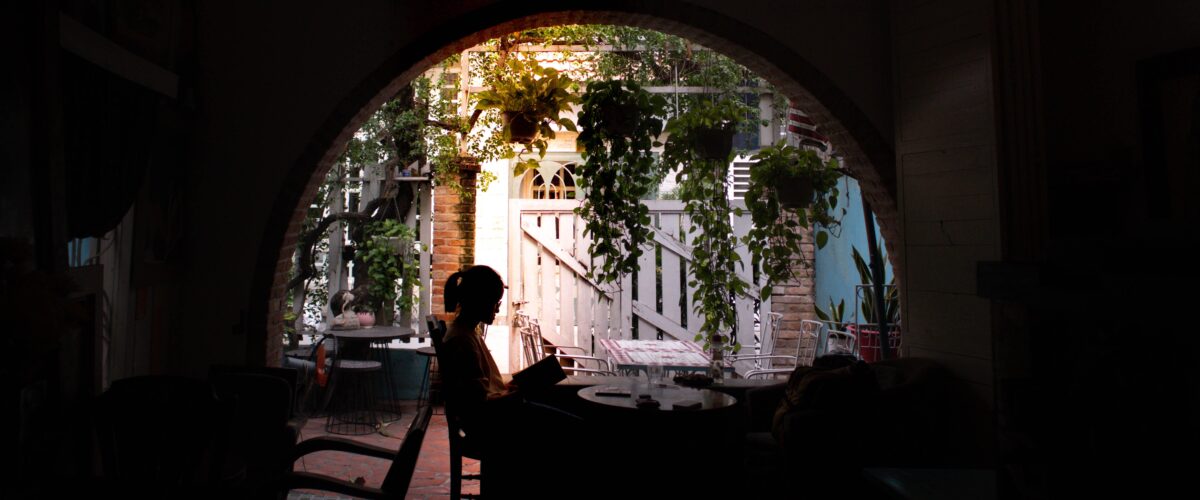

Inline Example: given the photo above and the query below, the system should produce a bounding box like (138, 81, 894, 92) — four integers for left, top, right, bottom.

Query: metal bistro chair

(825, 326, 859, 357)
(731, 317, 822, 379)
(518, 312, 615, 376)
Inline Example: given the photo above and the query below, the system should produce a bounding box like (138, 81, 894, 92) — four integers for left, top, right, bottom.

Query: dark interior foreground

(3, 1, 1197, 498)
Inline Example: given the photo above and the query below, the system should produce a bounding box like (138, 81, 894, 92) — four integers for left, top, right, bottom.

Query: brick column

(768, 226, 817, 360)
(430, 159, 479, 319)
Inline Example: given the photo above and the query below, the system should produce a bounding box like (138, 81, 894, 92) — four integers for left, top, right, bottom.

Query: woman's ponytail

(444, 271, 463, 313)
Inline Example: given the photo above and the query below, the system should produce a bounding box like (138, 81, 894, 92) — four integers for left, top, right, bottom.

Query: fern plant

(474, 58, 579, 176)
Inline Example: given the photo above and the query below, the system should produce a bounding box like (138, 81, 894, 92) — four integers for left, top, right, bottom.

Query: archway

(251, 2, 897, 365)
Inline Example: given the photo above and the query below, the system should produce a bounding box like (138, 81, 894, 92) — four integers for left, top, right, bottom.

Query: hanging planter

(386, 236, 411, 256)
(743, 141, 846, 300)
(502, 111, 539, 144)
(574, 80, 668, 285)
(474, 58, 579, 176)
(662, 98, 751, 356)
(776, 175, 815, 209)
(695, 126, 735, 161)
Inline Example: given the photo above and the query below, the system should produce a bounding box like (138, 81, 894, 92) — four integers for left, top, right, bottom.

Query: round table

(326, 325, 415, 435)
(576, 382, 741, 492)
(328, 325, 414, 342)
(577, 383, 736, 411)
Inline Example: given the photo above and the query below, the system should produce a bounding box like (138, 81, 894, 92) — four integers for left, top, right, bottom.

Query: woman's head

(444, 265, 505, 324)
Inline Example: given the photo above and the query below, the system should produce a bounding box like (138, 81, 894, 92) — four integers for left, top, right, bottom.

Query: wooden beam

(520, 219, 615, 297)
(58, 13, 178, 99)
(630, 302, 691, 341)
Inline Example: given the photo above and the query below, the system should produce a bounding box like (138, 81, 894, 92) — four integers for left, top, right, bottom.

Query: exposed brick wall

(430, 160, 480, 319)
(768, 226, 817, 364)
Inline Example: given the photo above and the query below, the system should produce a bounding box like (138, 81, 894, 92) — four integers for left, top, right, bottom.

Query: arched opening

(521, 162, 579, 200)
(252, 4, 897, 367)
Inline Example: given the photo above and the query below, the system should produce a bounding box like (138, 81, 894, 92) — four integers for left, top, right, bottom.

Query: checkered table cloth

(598, 339, 720, 372)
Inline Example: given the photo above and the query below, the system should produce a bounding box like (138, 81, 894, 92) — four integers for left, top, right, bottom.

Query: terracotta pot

(502, 111, 539, 144)
(356, 311, 376, 328)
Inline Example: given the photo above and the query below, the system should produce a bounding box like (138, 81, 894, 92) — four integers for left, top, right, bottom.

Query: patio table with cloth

(598, 339, 733, 376)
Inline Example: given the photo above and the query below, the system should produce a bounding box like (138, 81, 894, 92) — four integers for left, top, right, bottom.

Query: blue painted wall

(814, 175, 893, 326)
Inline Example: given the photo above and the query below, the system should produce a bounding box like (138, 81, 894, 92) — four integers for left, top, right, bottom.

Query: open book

(510, 354, 567, 391)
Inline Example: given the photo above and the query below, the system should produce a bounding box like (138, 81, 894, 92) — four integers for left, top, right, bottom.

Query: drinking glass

(647, 362, 665, 387)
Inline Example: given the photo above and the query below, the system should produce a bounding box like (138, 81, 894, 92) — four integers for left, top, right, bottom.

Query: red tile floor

(288, 401, 479, 499)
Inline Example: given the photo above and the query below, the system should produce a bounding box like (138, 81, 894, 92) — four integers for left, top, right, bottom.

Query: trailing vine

(662, 99, 751, 353)
(574, 80, 667, 284)
(360, 220, 422, 316)
(743, 142, 845, 300)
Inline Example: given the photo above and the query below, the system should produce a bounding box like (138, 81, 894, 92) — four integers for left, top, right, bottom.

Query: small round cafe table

(325, 325, 414, 435)
(577, 383, 736, 411)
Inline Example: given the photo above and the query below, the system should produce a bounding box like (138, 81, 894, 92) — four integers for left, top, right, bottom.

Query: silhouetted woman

(438, 265, 583, 496)
(439, 265, 517, 433)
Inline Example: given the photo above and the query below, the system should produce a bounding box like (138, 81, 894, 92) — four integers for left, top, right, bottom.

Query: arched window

(521, 163, 579, 200)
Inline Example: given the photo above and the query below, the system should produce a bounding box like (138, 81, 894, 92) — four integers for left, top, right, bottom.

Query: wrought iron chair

(518, 312, 615, 375)
(731, 317, 822, 379)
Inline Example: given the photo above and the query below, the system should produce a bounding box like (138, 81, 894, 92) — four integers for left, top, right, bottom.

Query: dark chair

(283, 403, 433, 498)
(208, 366, 302, 500)
(427, 314, 483, 500)
(93, 375, 236, 497)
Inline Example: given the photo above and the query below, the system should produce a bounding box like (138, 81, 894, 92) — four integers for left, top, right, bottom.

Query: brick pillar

(430, 159, 479, 319)
(769, 225, 817, 360)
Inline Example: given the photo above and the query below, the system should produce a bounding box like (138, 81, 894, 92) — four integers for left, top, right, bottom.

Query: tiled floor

(288, 401, 480, 499)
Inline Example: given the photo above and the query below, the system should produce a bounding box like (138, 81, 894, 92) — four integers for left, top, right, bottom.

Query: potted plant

(574, 80, 668, 285)
(354, 303, 377, 328)
(474, 58, 580, 175)
(848, 243, 900, 362)
(360, 220, 422, 326)
(742, 141, 846, 300)
(662, 99, 752, 368)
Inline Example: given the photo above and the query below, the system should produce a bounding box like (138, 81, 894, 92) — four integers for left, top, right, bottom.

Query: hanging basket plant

(474, 58, 579, 176)
(501, 111, 539, 144)
(743, 141, 846, 300)
(662, 98, 751, 354)
(574, 80, 668, 285)
(695, 126, 736, 161)
(360, 220, 423, 320)
(777, 176, 815, 209)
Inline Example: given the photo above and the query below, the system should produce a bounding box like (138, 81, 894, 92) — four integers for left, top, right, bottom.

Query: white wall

(891, 0, 999, 393)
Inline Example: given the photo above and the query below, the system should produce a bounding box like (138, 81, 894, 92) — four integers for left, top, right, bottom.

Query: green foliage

(361, 220, 422, 314)
(663, 99, 749, 353)
(743, 142, 845, 299)
(574, 81, 668, 285)
(474, 58, 580, 176)
(852, 244, 899, 325)
(814, 298, 846, 330)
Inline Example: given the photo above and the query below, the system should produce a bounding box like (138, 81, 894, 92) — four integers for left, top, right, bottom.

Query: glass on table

(647, 362, 665, 387)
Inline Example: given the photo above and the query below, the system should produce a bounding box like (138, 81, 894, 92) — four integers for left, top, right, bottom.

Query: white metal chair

(731, 317, 822, 379)
(826, 328, 858, 357)
(517, 313, 615, 376)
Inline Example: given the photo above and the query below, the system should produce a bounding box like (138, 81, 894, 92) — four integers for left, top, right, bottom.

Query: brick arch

(250, 1, 899, 365)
